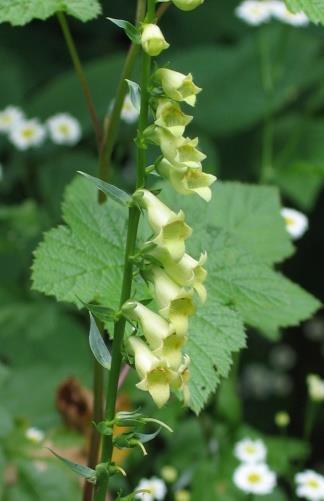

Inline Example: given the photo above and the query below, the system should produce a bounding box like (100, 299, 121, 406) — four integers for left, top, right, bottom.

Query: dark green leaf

(107, 17, 141, 44)
(48, 448, 97, 483)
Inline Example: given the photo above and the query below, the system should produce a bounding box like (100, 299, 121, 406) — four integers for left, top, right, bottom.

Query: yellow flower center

(284, 216, 295, 227)
(22, 128, 35, 139)
(58, 123, 70, 136)
(247, 473, 261, 484)
(244, 445, 257, 454)
(307, 479, 320, 489)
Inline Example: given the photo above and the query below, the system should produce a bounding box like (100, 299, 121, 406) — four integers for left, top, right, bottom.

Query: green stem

(94, 4, 154, 500)
(57, 11, 102, 149)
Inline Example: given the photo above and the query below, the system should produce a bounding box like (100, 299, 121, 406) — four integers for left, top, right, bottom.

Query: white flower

(26, 427, 45, 443)
(9, 119, 46, 150)
(295, 470, 324, 501)
(270, 1, 309, 26)
(47, 113, 81, 145)
(135, 477, 167, 501)
(234, 438, 267, 464)
(121, 93, 139, 124)
(0, 105, 24, 133)
(233, 463, 277, 495)
(307, 374, 324, 402)
(281, 207, 309, 240)
(235, 1, 273, 25)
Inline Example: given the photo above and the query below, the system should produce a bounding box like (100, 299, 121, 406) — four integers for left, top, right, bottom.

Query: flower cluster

(236, 0, 309, 26)
(0, 105, 81, 150)
(233, 438, 277, 495)
(125, 34, 215, 408)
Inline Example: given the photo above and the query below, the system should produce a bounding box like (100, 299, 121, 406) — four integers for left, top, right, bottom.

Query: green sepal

(89, 313, 112, 370)
(47, 448, 97, 484)
(77, 171, 131, 207)
(107, 18, 141, 44)
(125, 79, 141, 113)
(94, 420, 114, 436)
(135, 427, 161, 443)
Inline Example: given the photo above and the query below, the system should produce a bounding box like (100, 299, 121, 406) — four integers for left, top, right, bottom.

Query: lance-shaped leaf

(78, 171, 131, 207)
(107, 17, 141, 44)
(82, 301, 117, 323)
(135, 427, 161, 443)
(125, 79, 141, 113)
(89, 313, 111, 370)
(48, 448, 97, 483)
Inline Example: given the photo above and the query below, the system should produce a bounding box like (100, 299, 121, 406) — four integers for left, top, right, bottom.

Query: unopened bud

(172, 0, 204, 11)
(141, 24, 170, 56)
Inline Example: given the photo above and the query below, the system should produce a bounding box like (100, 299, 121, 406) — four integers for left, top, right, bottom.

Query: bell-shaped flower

(172, 0, 205, 11)
(155, 128, 206, 170)
(141, 23, 170, 57)
(154, 68, 201, 106)
(157, 157, 216, 201)
(152, 248, 208, 302)
(122, 300, 174, 351)
(155, 332, 187, 370)
(134, 189, 192, 260)
(128, 336, 177, 407)
(150, 266, 196, 335)
(154, 99, 193, 137)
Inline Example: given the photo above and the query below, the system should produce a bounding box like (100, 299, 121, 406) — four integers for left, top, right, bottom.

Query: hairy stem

(57, 11, 102, 149)
(94, 1, 154, 498)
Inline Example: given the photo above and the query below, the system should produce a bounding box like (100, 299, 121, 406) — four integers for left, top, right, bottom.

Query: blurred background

(0, 0, 323, 499)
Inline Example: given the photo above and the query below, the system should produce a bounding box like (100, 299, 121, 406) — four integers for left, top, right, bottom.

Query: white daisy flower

(307, 374, 324, 403)
(26, 427, 45, 443)
(235, 1, 273, 25)
(281, 207, 309, 240)
(270, 1, 309, 26)
(9, 119, 46, 150)
(233, 463, 277, 495)
(47, 113, 81, 145)
(0, 105, 24, 133)
(135, 477, 167, 501)
(295, 470, 324, 500)
(234, 438, 267, 464)
(121, 93, 139, 124)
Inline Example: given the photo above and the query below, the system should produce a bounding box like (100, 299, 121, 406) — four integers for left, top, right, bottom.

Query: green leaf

(125, 79, 141, 113)
(89, 313, 112, 370)
(0, 0, 102, 26)
(83, 303, 117, 322)
(188, 303, 246, 414)
(78, 171, 132, 207)
(107, 18, 141, 44)
(48, 448, 97, 483)
(32, 177, 127, 308)
(285, 0, 323, 24)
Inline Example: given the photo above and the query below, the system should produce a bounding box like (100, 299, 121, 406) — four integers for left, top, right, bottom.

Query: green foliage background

(0, 0, 323, 499)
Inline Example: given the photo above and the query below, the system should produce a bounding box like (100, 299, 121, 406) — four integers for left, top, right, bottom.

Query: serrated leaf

(32, 177, 127, 308)
(125, 79, 141, 113)
(78, 171, 131, 207)
(188, 302, 246, 414)
(89, 313, 111, 370)
(0, 0, 101, 26)
(48, 448, 97, 483)
(107, 17, 141, 44)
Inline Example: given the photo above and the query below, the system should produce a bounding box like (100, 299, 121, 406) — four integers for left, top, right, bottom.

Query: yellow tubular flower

(152, 249, 208, 302)
(156, 128, 206, 170)
(141, 24, 170, 57)
(128, 336, 177, 407)
(172, 0, 204, 11)
(150, 266, 196, 335)
(155, 332, 187, 370)
(122, 300, 173, 350)
(156, 157, 216, 201)
(134, 189, 192, 260)
(154, 99, 193, 137)
(154, 68, 202, 106)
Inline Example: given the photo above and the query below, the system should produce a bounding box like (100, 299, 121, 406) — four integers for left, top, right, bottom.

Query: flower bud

(152, 248, 208, 302)
(141, 23, 170, 57)
(150, 266, 196, 335)
(172, 0, 204, 11)
(275, 411, 290, 428)
(128, 336, 177, 407)
(157, 157, 216, 201)
(154, 99, 193, 137)
(134, 189, 192, 260)
(154, 68, 201, 106)
(122, 300, 174, 350)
